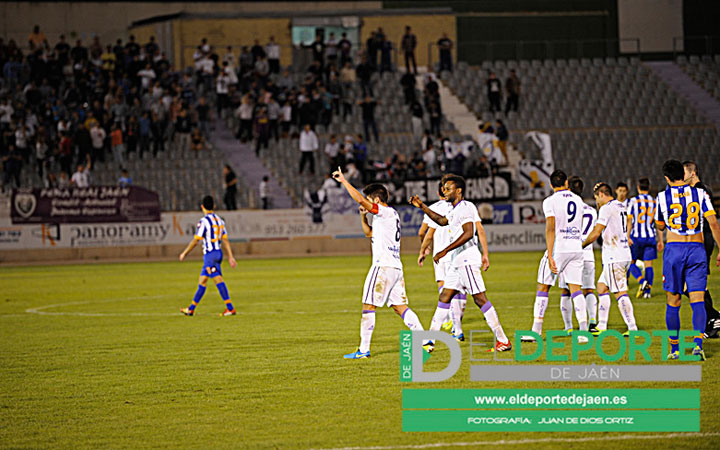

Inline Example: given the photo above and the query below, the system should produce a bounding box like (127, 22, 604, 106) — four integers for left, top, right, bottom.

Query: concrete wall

(617, 0, 683, 53)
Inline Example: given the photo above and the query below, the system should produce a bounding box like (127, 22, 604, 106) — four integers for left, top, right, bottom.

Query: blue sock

(645, 267, 654, 287)
(628, 264, 643, 282)
(189, 285, 206, 311)
(666, 304, 680, 353)
(691, 302, 706, 349)
(216, 282, 234, 310)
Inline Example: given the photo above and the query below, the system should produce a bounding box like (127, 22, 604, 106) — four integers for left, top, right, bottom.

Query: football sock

(188, 285, 206, 311)
(617, 294, 637, 330)
(430, 301, 451, 331)
(481, 301, 508, 343)
(216, 282, 234, 310)
(560, 294, 573, 330)
(401, 308, 423, 331)
(598, 293, 611, 329)
(451, 295, 466, 335)
(644, 267, 654, 288)
(666, 304, 680, 353)
(586, 292, 598, 324)
(359, 310, 376, 353)
(571, 290, 588, 331)
(691, 301, 706, 349)
(532, 291, 549, 334)
(628, 264, 643, 282)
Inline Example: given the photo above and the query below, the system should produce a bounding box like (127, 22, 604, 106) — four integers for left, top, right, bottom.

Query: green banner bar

(402, 410, 700, 432)
(399, 331, 412, 382)
(403, 389, 699, 410)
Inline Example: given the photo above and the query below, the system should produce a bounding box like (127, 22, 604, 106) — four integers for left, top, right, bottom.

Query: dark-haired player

(626, 177, 663, 298)
(656, 160, 720, 360)
(332, 167, 427, 359)
(179, 195, 237, 316)
(410, 174, 512, 352)
(616, 182, 630, 209)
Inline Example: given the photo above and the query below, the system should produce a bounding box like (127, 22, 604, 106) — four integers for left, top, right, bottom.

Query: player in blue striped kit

(179, 195, 238, 316)
(655, 160, 720, 360)
(626, 178, 664, 299)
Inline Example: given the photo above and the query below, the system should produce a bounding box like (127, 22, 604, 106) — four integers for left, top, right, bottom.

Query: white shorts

(559, 260, 596, 290)
(444, 264, 486, 295)
(433, 259, 450, 282)
(362, 266, 408, 307)
(537, 252, 584, 287)
(598, 261, 630, 293)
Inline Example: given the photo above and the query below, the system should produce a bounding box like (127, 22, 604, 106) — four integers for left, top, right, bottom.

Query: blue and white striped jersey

(655, 184, 715, 236)
(194, 213, 227, 254)
(628, 194, 657, 239)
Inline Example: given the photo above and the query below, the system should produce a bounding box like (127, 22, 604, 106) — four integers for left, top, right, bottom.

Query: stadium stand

(676, 54, 720, 102)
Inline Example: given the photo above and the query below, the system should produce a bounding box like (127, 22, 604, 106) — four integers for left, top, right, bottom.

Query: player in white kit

(410, 174, 511, 352)
(332, 167, 427, 359)
(417, 178, 479, 341)
(582, 182, 639, 336)
(522, 170, 589, 343)
(558, 176, 599, 333)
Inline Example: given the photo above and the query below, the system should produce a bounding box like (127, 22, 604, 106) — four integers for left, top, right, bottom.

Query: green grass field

(1, 251, 719, 449)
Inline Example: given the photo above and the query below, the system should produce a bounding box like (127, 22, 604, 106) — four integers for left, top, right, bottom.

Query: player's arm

(706, 214, 720, 268)
(418, 222, 429, 243)
(359, 206, 372, 238)
(409, 195, 448, 226)
(626, 212, 634, 246)
(418, 226, 435, 266)
(582, 223, 605, 248)
(331, 166, 375, 212)
(476, 221, 490, 271)
(544, 216, 560, 273)
(434, 222, 473, 264)
(179, 236, 200, 261)
(656, 227, 664, 252)
(221, 236, 237, 268)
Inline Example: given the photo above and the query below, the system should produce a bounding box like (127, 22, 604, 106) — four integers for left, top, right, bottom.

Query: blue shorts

(663, 242, 707, 294)
(201, 250, 223, 278)
(630, 237, 657, 261)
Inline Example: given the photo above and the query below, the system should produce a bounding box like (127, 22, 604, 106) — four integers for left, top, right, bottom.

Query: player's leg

(429, 266, 459, 332)
(434, 263, 453, 333)
(665, 291, 682, 359)
(562, 253, 588, 338)
(663, 243, 684, 359)
(595, 266, 612, 333)
(702, 241, 720, 338)
(583, 261, 598, 330)
(686, 244, 709, 359)
(182, 273, 210, 315)
(628, 241, 644, 287)
(641, 240, 657, 298)
(531, 253, 555, 337)
(610, 263, 637, 334)
(388, 270, 424, 332)
(345, 266, 384, 359)
(212, 274, 235, 315)
(463, 265, 511, 350)
(558, 279, 574, 334)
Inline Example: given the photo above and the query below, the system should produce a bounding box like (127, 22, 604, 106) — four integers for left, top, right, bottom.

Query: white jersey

(369, 204, 403, 269)
(195, 213, 227, 254)
(581, 203, 598, 262)
(597, 200, 631, 264)
(542, 189, 584, 253)
(446, 200, 483, 267)
(423, 200, 453, 258)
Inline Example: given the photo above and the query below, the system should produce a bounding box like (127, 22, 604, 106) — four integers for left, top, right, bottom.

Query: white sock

(451, 295, 466, 335)
(560, 294, 573, 330)
(598, 293, 611, 330)
(585, 292, 598, 324)
(532, 291, 549, 334)
(402, 308, 424, 331)
(481, 301, 508, 343)
(359, 310, 375, 353)
(571, 291, 588, 331)
(430, 301, 451, 331)
(617, 294, 638, 330)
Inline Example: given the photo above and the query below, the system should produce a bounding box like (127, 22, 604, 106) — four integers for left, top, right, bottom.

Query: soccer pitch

(1, 252, 718, 449)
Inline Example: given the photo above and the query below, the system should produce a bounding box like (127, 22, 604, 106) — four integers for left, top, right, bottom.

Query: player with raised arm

(179, 195, 238, 316)
(558, 176, 599, 333)
(522, 170, 588, 343)
(655, 160, 720, 361)
(410, 174, 511, 352)
(582, 183, 638, 335)
(626, 177, 663, 299)
(331, 167, 427, 359)
(417, 178, 474, 341)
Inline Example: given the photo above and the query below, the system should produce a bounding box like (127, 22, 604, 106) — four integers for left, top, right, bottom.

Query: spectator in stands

(358, 95, 379, 143)
(138, 62, 156, 91)
(324, 134, 342, 172)
(260, 175, 270, 209)
(422, 139, 437, 177)
(266, 36, 281, 75)
(309, 35, 325, 69)
(410, 99, 424, 141)
(191, 128, 205, 152)
(338, 33, 352, 66)
(437, 33, 453, 72)
(223, 164, 238, 211)
(90, 122, 106, 164)
(254, 54, 270, 86)
(326, 32, 339, 69)
(175, 107, 192, 152)
(35, 133, 48, 180)
(505, 69, 520, 114)
(28, 25, 48, 51)
(251, 39, 265, 63)
(299, 124, 318, 175)
(401, 26, 418, 75)
(355, 57, 373, 96)
(118, 169, 132, 187)
(353, 133, 368, 181)
(487, 72, 502, 113)
(236, 94, 254, 141)
(195, 96, 211, 137)
(400, 70, 417, 105)
(71, 155, 92, 187)
(428, 101, 441, 137)
(110, 122, 125, 168)
(380, 37, 393, 73)
(254, 106, 270, 156)
(0, 97, 13, 131)
(2, 145, 22, 190)
(280, 100, 292, 137)
(366, 31, 379, 71)
(223, 46, 236, 69)
(495, 119, 509, 163)
(216, 69, 230, 115)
